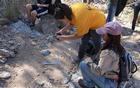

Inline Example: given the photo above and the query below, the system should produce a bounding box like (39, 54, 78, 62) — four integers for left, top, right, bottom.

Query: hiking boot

(78, 79, 95, 88)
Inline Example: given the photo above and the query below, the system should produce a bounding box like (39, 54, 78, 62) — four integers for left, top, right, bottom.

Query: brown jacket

(89, 49, 119, 80)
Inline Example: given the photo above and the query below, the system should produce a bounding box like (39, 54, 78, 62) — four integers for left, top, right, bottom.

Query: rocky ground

(0, 1, 140, 88)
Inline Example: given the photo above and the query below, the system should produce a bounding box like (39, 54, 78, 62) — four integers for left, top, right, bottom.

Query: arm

(57, 23, 72, 34)
(37, 4, 49, 7)
(57, 34, 83, 41)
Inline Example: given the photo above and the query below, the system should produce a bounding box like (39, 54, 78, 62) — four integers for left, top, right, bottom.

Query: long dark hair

(102, 34, 125, 56)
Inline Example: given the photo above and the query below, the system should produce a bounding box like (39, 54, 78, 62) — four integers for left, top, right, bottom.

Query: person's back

(70, 3, 106, 36)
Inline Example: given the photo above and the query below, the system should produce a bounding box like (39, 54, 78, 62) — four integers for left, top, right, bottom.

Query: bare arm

(37, 4, 49, 7)
(57, 23, 72, 34)
(57, 34, 83, 41)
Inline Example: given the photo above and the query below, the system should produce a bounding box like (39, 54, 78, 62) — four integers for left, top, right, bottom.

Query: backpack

(119, 51, 138, 83)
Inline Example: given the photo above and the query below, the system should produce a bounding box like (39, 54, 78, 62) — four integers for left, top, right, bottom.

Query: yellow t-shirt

(70, 3, 106, 36)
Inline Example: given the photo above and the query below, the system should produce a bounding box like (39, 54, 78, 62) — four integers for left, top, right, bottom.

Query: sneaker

(78, 79, 95, 88)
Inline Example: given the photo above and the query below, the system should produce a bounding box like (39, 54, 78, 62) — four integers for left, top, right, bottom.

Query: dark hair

(102, 34, 125, 55)
(54, 3, 73, 21)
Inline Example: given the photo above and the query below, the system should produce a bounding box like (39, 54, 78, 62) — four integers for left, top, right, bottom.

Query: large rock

(10, 20, 32, 34)
(10, 20, 43, 38)
(35, 15, 59, 34)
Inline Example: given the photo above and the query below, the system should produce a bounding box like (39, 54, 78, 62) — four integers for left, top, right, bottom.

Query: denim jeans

(106, 1, 118, 22)
(79, 61, 118, 88)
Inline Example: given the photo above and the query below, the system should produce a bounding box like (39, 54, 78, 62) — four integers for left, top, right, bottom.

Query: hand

(56, 30, 63, 35)
(56, 35, 65, 41)
(37, 4, 41, 7)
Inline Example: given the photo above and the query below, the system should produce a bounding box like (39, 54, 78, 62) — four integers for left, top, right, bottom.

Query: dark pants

(78, 30, 101, 61)
(132, 2, 140, 31)
(106, 0, 118, 22)
(115, 0, 128, 16)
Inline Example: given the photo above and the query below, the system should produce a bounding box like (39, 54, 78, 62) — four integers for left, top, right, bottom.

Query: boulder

(35, 15, 59, 34)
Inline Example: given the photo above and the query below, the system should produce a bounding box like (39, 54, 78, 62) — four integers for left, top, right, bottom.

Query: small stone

(63, 77, 71, 84)
(8, 41, 14, 45)
(40, 50, 51, 56)
(42, 71, 45, 74)
(0, 58, 7, 64)
(0, 49, 15, 58)
(0, 71, 11, 79)
(68, 82, 76, 88)
(31, 41, 37, 46)
(0, 49, 11, 57)
(0, 18, 10, 26)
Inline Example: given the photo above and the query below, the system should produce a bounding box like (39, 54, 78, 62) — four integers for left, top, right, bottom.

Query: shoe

(78, 79, 95, 88)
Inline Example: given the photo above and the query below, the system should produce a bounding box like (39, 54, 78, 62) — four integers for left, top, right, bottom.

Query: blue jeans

(79, 61, 118, 88)
(106, 1, 118, 22)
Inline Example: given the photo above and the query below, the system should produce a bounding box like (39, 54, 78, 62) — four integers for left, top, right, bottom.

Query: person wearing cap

(78, 22, 125, 88)
(54, 3, 106, 64)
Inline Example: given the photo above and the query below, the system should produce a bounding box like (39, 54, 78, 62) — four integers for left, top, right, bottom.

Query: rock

(30, 30, 43, 38)
(0, 71, 11, 79)
(10, 20, 32, 34)
(36, 15, 58, 34)
(0, 18, 10, 26)
(8, 40, 15, 45)
(40, 50, 51, 56)
(0, 49, 15, 58)
(46, 34, 56, 43)
(71, 71, 82, 82)
(0, 58, 7, 64)
(41, 60, 61, 65)
(68, 82, 76, 88)
(62, 76, 71, 84)
(0, 49, 11, 57)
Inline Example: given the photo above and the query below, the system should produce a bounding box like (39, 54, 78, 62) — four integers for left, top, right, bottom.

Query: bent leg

(79, 61, 118, 88)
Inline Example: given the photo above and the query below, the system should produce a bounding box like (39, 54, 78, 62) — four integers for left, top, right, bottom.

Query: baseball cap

(96, 22, 123, 35)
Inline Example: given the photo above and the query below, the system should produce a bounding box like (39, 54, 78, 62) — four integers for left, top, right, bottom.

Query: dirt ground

(0, 2, 140, 88)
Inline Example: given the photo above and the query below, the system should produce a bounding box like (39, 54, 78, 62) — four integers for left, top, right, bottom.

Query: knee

(31, 11, 37, 17)
(26, 4, 32, 10)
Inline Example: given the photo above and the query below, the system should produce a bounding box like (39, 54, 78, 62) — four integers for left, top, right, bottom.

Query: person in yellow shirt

(54, 3, 106, 64)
